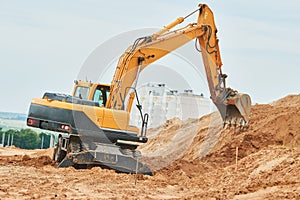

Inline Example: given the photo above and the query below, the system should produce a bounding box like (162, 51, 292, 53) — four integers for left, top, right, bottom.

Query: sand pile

(0, 94, 299, 199)
(140, 94, 300, 170)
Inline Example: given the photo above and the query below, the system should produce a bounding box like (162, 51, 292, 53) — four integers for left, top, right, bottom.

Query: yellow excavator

(27, 4, 251, 175)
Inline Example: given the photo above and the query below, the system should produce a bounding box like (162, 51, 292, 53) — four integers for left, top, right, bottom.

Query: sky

(0, 0, 299, 113)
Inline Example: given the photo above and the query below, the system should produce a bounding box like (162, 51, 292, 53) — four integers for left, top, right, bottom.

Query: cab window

(93, 86, 110, 106)
(74, 86, 89, 99)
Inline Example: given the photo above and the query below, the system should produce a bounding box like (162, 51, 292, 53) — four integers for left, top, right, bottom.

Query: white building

(130, 83, 211, 128)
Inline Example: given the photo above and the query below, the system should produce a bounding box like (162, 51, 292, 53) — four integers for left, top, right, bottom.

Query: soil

(0, 94, 299, 199)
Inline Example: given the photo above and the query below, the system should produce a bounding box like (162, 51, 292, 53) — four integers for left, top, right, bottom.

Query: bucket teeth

(223, 117, 248, 131)
(215, 92, 251, 131)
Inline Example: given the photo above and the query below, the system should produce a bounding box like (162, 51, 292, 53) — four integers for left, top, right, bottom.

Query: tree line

(0, 128, 54, 149)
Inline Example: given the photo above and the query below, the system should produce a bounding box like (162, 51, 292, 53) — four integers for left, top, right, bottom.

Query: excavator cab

(72, 81, 111, 107)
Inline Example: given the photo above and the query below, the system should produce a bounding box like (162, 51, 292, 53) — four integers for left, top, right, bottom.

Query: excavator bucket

(215, 92, 251, 129)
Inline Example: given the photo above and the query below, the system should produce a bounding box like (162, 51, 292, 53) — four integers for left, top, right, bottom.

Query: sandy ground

(0, 94, 299, 199)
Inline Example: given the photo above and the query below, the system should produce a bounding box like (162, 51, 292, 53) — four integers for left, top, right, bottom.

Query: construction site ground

(0, 94, 299, 199)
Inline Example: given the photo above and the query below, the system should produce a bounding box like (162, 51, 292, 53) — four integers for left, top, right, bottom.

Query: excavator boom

(107, 4, 251, 127)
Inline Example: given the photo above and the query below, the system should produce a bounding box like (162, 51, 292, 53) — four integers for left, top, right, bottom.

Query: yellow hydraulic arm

(106, 4, 251, 127)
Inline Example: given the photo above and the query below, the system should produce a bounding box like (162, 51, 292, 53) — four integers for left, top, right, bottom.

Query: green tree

(0, 129, 55, 149)
(20, 129, 40, 149)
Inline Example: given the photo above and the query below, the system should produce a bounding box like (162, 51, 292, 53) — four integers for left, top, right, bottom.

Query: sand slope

(0, 94, 299, 199)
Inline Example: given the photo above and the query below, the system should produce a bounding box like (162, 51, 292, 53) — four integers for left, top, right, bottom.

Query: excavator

(27, 4, 251, 175)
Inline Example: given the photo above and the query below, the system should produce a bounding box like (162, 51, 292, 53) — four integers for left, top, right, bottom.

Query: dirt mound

(141, 94, 300, 171)
(0, 148, 56, 167)
(140, 94, 300, 198)
(271, 94, 300, 107)
(154, 145, 300, 199)
(200, 94, 300, 168)
(0, 94, 299, 199)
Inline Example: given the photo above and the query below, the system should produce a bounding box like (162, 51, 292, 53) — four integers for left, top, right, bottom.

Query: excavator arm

(107, 4, 251, 127)
(196, 4, 251, 127)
